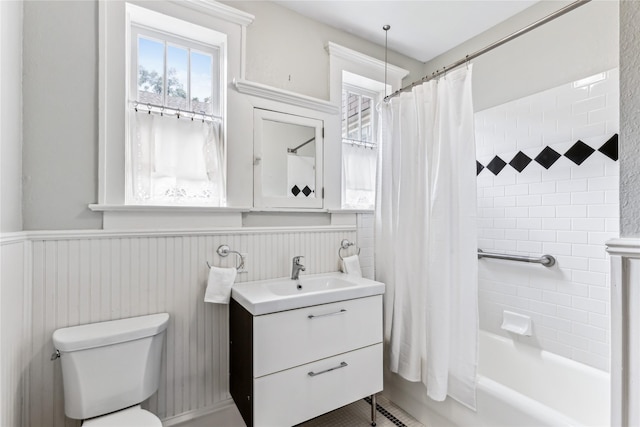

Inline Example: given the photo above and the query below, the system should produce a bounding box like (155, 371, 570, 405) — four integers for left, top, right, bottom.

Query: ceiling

(274, 1, 539, 63)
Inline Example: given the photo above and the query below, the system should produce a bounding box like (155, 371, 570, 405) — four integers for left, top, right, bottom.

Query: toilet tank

(52, 313, 170, 420)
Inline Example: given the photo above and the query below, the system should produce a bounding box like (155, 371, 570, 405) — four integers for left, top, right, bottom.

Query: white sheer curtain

(375, 66, 478, 409)
(342, 143, 377, 209)
(131, 112, 225, 205)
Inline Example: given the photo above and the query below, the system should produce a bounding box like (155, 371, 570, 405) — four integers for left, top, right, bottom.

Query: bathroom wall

(0, 0, 23, 232)
(476, 69, 619, 371)
(9, 226, 355, 426)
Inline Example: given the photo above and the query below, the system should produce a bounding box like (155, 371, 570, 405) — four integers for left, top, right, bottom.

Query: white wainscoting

(0, 237, 30, 427)
(1, 226, 356, 426)
(607, 238, 640, 427)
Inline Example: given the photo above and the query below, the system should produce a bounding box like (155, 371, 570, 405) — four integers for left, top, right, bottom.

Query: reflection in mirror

(254, 109, 323, 209)
(262, 120, 316, 199)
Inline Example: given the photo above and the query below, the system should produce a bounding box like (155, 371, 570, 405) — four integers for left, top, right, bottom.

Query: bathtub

(385, 331, 610, 426)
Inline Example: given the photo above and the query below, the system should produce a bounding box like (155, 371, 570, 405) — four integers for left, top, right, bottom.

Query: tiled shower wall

(475, 69, 619, 371)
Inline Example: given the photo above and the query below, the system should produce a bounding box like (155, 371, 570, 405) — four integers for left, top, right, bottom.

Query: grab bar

(477, 249, 556, 267)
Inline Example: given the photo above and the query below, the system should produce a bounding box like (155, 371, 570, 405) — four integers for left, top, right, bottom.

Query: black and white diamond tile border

(477, 133, 618, 176)
(297, 395, 424, 427)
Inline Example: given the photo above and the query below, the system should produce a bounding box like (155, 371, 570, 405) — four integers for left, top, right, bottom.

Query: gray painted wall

(422, 0, 619, 112)
(1, 0, 23, 232)
(20, 0, 423, 231)
(620, 0, 640, 238)
(22, 0, 101, 230)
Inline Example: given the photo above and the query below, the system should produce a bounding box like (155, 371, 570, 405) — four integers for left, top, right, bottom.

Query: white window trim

(326, 42, 409, 212)
(94, 0, 253, 228)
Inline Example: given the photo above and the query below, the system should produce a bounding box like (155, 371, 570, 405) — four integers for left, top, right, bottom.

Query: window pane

(361, 95, 373, 143)
(138, 37, 164, 104)
(166, 45, 188, 110)
(191, 51, 213, 115)
(346, 92, 360, 141)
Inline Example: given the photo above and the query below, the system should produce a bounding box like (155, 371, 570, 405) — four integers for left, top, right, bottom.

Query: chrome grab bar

(307, 309, 347, 319)
(477, 249, 556, 267)
(308, 362, 348, 377)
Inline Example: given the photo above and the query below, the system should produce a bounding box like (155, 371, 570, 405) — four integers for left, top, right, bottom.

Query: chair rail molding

(607, 238, 640, 427)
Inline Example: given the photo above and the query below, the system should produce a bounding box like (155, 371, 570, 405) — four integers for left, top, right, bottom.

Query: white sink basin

(231, 272, 385, 315)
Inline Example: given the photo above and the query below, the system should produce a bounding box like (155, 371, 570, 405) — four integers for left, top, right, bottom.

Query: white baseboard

(162, 399, 240, 427)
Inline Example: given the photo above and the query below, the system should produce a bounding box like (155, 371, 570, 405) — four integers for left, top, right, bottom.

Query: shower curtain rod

(384, 0, 591, 102)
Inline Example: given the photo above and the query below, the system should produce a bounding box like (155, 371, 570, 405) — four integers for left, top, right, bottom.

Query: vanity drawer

(253, 343, 382, 427)
(253, 295, 382, 377)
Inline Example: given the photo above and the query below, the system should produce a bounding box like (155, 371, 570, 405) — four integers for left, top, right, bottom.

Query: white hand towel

(204, 266, 237, 304)
(342, 255, 362, 277)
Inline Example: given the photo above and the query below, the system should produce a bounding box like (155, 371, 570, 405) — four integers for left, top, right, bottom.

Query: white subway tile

(517, 218, 542, 229)
(557, 231, 589, 244)
(504, 184, 529, 196)
(543, 218, 572, 230)
(494, 196, 516, 207)
(588, 175, 618, 191)
(543, 193, 571, 206)
(517, 286, 543, 301)
(516, 170, 543, 184)
(588, 204, 619, 218)
(529, 206, 557, 218)
(588, 106, 618, 125)
(529, 182, 556, 195)
(543, 290, 572, 307)
(529, 299, 557, 315)
(478, 218, 494, 228)
(572, 270, 607, 287)
(483, 186, 505, 197)
(517, 241, 542, 253)
(505, 207, 529, 218)
(557, 306, 589, 322)
(556, 282, 590, 297)
(555, 255, 589, 270)
(588, 231, 618, 246)
(541, 166, 571, 182)
(605, 218, 620, 233)
(502, 294, 530, 310)
(541, 315, 572, 332)
(605, 189, 619, 204)
(572, 322, 607, 342)
(572, 296, 607, 314)
(556, 205, 587, 218)
(589, 285, 610, 302)
(482, 228, 505, 240)
(571, 191, 605, 205)
(589, 259, 610, 274)
(478, 198, 494, 208)
(529, 230, 557, 242)
(604, 161, 620, 177)
(573, 122, 607, 141)
(543, 242, 573, 256)
(588, 340, 610, 358)
(589, 312, 609, 329)
(517, 195, 542, 207)
(572, 243, 606, 259)
(557, 331, 589, 350)
(504, 229, 529, 241)
(571, 218, 605, 232)
(494, 172, 517, 186)
(572, 95, 607, 115)
(478, 239, 495, 249)
(557, 179, 588, 193)
(539, 338, 573, 359)
(570, 164, 604, 180)
(494, 218, 517, 229)
(572, 349, 609, 372)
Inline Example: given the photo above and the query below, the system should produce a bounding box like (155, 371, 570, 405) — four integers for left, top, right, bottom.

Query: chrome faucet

(291, 256, 306, 280)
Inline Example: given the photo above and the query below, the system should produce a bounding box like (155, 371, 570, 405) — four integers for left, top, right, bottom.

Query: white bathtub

(386, 331, 610, 426)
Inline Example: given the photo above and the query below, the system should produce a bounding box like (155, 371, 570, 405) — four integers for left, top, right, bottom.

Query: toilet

(52, 313, 170, 426)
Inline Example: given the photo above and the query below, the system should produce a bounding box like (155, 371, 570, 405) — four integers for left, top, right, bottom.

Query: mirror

(253, 109, 323, 209)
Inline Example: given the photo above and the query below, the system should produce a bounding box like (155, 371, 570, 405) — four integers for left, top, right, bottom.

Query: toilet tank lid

(53, 313, 170, 352)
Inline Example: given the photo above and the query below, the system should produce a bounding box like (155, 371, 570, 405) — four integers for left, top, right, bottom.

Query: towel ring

(206, 244, 245, 271)
(338, 239, 361, 260)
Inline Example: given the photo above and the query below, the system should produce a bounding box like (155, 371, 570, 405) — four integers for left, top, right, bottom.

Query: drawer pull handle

(308, 309, 347, 319)
(308, 361, 348, 377)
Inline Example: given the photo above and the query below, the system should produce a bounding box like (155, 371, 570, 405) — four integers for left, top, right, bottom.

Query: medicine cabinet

(253, 108, 324, 209)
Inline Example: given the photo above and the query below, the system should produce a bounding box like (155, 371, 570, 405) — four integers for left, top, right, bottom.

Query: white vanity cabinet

(230, 294, 383, 427)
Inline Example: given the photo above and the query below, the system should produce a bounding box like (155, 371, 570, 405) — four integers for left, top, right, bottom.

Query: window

(125, 4, 227, 207)
(341, 81, 381, 210)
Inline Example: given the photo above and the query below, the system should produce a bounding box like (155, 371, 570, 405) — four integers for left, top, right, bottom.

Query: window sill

(88, 204, 251, 213)
(329, 209, 375, 214)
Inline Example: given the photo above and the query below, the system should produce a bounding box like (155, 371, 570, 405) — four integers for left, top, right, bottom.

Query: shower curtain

(375, 66, 478, 409)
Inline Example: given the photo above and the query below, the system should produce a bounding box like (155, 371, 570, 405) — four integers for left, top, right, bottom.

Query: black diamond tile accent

(476, 161, 484, 175)
(302, 186, 312, 197)
(291, 185, 301, 196)
(486, 156, 507, 175)
(509, 151, 532, 173)
(564, 140, 595, 165)
(598, 133, 618, 161)
(534, 146, 561, 169)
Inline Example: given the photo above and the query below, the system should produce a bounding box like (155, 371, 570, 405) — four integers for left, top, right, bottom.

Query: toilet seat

(82, 405, 162, 426)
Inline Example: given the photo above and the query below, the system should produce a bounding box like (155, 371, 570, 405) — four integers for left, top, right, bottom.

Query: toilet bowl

(52, 313, 170, 425)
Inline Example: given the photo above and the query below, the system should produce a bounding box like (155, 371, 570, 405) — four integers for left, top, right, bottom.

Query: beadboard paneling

(0, 238, 30, 427)
(23, 227, 355, 426)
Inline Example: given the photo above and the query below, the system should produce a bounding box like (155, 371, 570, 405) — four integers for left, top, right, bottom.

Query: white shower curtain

(375, 66, 478, 409)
